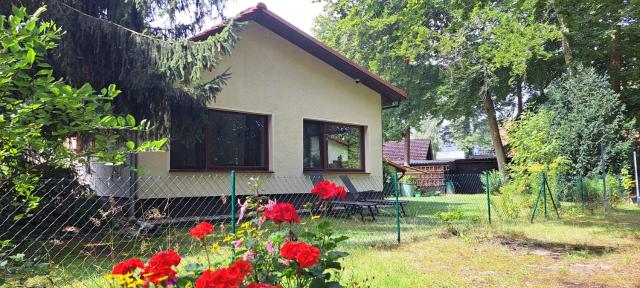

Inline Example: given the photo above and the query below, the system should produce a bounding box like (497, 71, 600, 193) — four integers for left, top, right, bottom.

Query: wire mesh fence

(2, 171, 635, 286)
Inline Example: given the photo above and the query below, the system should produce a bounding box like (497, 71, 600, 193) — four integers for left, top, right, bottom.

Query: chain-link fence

(3, 170, 635, 286)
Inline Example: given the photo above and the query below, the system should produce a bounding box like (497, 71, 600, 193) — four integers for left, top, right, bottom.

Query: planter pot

(445, 181, 455, 194)
(414, 192, 421, 198)
(400, 183, 415, 197)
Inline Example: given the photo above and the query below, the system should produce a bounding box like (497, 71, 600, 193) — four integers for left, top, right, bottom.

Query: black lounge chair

(309, 173, 377, 221)
(339, 175, 407, 217)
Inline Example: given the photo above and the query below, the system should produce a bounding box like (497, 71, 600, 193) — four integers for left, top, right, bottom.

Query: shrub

(481, 170, 506, 195)
(103, 179, 350, 288)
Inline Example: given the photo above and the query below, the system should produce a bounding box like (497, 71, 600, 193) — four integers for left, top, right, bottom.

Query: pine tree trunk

(404, 127, 411, 166)
(482, 91, 508, 177)
(609, 21, 622, 92)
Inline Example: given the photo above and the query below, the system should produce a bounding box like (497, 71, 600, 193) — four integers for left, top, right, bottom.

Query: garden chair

(339, 175, 407, 217)
(309, 173, 377, 221)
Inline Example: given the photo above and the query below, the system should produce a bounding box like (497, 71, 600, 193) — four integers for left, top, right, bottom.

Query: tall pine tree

(1, 0, 239, 137)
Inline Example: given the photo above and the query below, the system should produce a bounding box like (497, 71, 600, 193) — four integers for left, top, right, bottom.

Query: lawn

(341, 204, 640, 287)
(12, 195, 640, 287)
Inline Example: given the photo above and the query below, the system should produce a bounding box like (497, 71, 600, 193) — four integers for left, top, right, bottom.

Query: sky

(222, 0, 324, 35)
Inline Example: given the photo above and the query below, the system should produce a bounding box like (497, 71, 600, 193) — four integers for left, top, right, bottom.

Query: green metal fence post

(230, 170, 236, 235)
(579, 174, 585, 210)
(600, 143, 607, 212)
(530, 173, 545, 223)
(393, 169, 400, 243)
(543, 173, 548, 218)
(485, 173, 491, 224)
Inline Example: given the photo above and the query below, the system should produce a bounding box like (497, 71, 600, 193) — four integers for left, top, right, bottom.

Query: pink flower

(237, 199, 249, 224)
(265, 199, 277, 210)
(232, 239, 243, 249)
(266, 241, 275, 253)
(243, 249, 255, 261)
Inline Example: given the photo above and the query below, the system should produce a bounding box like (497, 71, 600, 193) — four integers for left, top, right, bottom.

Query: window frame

(170, 109, 269, 172)
(303, 120, 365, 173)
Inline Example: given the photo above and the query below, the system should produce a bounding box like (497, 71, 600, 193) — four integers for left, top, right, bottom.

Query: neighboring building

(383, 139, 433, 165)
(124, 4, 406, 204)
(384, 137, 499, 194)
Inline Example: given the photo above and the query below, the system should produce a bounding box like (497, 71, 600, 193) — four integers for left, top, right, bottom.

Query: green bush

(481, 170, 506, 195)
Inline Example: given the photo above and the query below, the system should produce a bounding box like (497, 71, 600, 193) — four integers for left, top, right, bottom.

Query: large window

(303, 120, 364, 171)
(170, 110, 268, 170)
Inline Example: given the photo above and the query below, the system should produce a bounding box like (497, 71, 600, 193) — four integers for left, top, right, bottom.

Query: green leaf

(26, 48, 35, 64)
(126, 141, 135, 150)
(126, 114, 136, 126)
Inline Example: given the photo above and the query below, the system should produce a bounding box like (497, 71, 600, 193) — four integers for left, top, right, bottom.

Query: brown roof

(190, 3, 407, 106)
(383, 139, 433, 164)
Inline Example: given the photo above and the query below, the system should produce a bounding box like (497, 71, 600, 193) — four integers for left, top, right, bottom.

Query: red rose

(142, 249, 181, 284)
(195, 260, 252, 288)
(112, 258, 144, 275)
(334, 185, 347, 200)
(247, 283, 282, 288)
(311, 180, 347, 201)
(263, 203, 300, 224)
(189, 221, 214, 239)
(279, 241, 320, 268)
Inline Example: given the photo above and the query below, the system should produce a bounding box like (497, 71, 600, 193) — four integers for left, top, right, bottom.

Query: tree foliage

(0, 6, 166, 217)
(507, 109, 562, 175)
(1, 0, 238, 138)
(507, 66, 635, 176)
(315, 1, 561, 175)
(546, 66, 635, 174)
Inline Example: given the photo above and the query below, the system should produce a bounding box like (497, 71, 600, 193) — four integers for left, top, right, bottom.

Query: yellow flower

(311, 215, 321, 220)
(156, 276, 169, 282)
(211, 242, 221, 253)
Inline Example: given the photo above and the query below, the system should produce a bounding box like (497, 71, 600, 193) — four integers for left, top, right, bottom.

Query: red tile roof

(190, 3, 407, 106)
(383, 139, 432, 164)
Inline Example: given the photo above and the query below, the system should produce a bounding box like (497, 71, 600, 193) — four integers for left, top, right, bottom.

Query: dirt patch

(494, 236, 615, 260)
(560, 281, 611, 288)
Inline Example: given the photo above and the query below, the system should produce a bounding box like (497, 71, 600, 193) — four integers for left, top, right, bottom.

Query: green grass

(9, 195, 640, 287)
(340, 204, 640, 287)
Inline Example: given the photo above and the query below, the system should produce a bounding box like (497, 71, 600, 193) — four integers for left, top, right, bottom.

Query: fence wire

(2, 172, 632, 287)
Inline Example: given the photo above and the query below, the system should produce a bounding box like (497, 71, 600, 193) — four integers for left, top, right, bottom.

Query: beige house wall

(136, 22, 384, 198)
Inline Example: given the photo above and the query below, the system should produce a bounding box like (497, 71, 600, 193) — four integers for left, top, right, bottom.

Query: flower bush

(105, 179, 350, 288)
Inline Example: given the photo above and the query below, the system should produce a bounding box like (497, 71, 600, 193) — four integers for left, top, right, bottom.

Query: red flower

(263, 203, 300, 224)
(311, 180, 347, 201)
(112, 258, 144, 275)
(279, 241, 321, 268)
(189, 221, 214, 239)
(195, 260, 252, 288)
(142, 249, 181, 284)
(247, 283, 282, 288)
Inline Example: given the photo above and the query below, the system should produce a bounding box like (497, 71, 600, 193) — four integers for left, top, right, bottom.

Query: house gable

(191, 3, 406, 106)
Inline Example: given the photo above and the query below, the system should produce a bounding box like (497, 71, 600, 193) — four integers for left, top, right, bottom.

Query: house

(383, 139, 434, 165)
(124, 3, 406, 210)
(383, 136, 498, 194)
